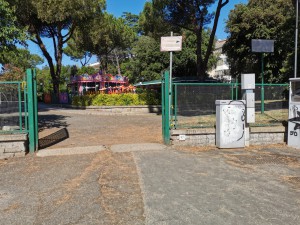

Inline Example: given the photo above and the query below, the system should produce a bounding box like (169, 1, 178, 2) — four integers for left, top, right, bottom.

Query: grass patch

(174, 109, 288, 128)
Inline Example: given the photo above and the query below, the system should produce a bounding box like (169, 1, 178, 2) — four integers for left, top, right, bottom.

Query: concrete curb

(110, 143, 167, 153)
(36, 145, 106, 157)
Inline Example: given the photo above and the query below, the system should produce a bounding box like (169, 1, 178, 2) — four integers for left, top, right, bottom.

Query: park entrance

(161, 71, 289, 145)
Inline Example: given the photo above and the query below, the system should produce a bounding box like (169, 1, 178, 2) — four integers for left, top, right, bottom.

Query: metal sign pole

(261, 53, 264, 114)
(169, 32, 173, 125)
(295, 0, 299, 78)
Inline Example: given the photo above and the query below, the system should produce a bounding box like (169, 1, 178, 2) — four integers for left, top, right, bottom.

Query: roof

(134, 80, 161, 86)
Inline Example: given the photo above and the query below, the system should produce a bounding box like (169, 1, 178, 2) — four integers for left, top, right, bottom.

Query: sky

(29, 0, 248, 68)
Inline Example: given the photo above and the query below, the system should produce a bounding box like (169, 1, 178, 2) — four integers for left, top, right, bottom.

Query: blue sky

(29, 0, 248, 68)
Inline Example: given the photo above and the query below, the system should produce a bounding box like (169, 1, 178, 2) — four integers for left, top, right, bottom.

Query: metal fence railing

(173, 83, 289, 129)
(0, 81, 28, 133)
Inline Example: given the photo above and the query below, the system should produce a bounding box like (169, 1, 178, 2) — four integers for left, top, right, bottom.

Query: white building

(208, 40, 231, 82)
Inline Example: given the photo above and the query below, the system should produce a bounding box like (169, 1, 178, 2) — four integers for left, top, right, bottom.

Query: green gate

(0, 68, 39, 153)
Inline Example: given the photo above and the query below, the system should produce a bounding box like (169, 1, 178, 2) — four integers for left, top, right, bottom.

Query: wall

(171, 127, 286, 147)
(0, 134, 27, 159)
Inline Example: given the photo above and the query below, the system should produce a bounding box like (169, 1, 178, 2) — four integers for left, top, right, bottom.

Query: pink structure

(68, 73, 130, 95)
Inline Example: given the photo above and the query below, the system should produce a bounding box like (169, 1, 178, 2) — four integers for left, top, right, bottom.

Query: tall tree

(223, 0, 295, 83)
(2, 48, 44, 70)
(73, 13, 136, 73)
(64, 38, 93, 67)
(153, 0, 229, 79)
(122, 12, 140, 34)
(7, 0, 105, 94)
(139, 1, 172, 39)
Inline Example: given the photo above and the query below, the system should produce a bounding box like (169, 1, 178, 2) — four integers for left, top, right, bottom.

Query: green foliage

(64, 38, 93, 66)
(7, 0, 106, 94)
(223, 0, 295, 83)
(122, 12, 140, 34)
(138, 1, 171, 39)
(152, 0, 229, 78)
(36, 65, 73, 93)
(1, 48, 44, 70)
(121, 36, 169, 83)
(121, 29, 216, 83)
(36, 67, 52, 93)
(0, 0, 26, 56)
(77, 66, 97, 75)
(72, 12, 136, 72)
(72, 91, 160, 107)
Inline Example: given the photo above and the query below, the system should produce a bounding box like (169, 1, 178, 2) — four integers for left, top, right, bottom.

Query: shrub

(72, 91, 160, 107)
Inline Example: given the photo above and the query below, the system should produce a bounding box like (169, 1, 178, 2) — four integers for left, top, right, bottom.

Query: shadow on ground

(38, 128, 69, 149)
(38, 114, 69, 131)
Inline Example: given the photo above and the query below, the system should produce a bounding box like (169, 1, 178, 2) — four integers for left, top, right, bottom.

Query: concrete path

(133, 147, 300, 225)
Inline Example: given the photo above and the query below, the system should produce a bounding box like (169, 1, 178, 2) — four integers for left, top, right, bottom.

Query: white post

(295, 0, 299, 78)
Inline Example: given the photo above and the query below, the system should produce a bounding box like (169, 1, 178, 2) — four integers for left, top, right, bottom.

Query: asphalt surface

(134, 147, 300, 225)
(1, 104, 300, 225)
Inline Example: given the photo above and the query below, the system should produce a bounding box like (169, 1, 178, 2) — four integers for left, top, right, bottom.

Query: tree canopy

(223, 0, 295, 83)
(153, 0, 229, 79)
(0, 0, 26, 61)
(6, 0, 105, 94)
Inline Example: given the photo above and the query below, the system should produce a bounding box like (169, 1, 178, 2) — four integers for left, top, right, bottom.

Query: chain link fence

(0, 82, 25, 133)
(173, 83, 289, 129)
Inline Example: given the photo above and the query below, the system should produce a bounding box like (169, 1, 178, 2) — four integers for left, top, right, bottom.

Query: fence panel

(174, 83, 234, 128)
(254, 84, 289, 126)
(173, 83, 288, 129)
(0, 82, 26, 133)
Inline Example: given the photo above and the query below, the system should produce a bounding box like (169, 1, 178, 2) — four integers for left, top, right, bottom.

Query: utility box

(288, 78, 300, 149)
(241, 73, 255, 90)
(216, 100, 246, 148)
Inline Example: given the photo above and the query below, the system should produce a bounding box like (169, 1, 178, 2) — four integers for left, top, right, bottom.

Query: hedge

(72, 92, 160, 107)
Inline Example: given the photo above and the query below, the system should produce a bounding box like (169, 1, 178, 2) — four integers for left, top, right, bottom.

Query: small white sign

(160, 36, 182, 52)
(179, 134, 186, 141)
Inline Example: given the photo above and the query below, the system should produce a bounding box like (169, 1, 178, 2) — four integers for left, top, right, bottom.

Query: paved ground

(134, 146, 300, 225)
(38, 103, 163, 148)
(0, 104, 300, 225)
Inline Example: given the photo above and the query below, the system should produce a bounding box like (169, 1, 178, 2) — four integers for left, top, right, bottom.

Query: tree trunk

(54, 25, 64, 96)
(204, 0, 229, 69)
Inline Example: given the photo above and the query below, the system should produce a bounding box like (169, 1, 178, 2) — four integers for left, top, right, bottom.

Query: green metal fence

(172, 83, 289, 129)
(0, 81, 27, 133)
(0, 69, 39, 152)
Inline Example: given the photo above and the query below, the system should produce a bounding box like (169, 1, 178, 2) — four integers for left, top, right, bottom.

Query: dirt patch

(227, 153, 299, 166)
(38, 110, 162, 149)
(282, 176, 300, 190)
(97, 150, 145, 225)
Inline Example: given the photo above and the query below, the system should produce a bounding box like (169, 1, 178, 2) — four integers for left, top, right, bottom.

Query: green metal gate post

(162, 71, 171, 144)
(33, 69, 39, 148)
(261, 53, 265, 114)
(161, 74, 165, 136)
(26, 68, 38, 152)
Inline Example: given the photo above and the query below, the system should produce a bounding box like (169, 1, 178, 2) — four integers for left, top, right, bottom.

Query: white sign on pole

(160, 36, 183, 52)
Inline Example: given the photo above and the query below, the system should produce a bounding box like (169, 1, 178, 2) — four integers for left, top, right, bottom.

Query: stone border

(45, 104, 162, 114)
(171, 126, 287, 147)
(0, 133, 28, 159)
